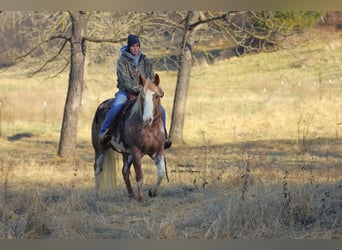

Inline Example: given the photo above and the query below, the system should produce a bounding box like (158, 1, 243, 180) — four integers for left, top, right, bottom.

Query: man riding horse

(98, 34, 172, 149)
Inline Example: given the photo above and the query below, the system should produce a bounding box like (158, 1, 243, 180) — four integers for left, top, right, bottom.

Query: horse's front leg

(122, 153, 135, 199)
(149, 153, 166, 197)
(131, 151, 144, 202)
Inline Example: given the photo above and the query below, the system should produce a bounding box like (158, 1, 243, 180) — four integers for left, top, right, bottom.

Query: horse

(91, 73, 168, 202)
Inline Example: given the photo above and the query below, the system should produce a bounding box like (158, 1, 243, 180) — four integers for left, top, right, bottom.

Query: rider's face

(129, 43, 140, 56)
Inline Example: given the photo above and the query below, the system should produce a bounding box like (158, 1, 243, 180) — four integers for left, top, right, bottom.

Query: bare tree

(57, 11, 87, 157)
(169, 11, 231, 143)
(169, 11, 204, 143)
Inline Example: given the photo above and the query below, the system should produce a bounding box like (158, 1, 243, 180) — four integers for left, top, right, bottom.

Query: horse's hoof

(149, 188, 158, 197)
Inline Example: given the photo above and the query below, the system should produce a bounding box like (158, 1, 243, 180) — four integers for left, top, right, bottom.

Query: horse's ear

(154, 74, 160, 86)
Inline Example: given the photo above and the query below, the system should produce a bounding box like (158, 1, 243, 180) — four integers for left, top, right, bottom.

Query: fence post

(43, 101, 47, 132)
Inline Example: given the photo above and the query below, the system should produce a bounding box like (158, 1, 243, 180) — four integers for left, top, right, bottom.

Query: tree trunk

(169, 11, 202, 144)
(57, 11, 87, 158)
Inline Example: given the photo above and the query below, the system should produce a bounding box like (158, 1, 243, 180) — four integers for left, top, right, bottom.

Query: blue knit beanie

(127, 34, 140, 47)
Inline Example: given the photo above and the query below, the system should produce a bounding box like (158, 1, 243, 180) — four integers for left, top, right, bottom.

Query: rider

(98, 34, 172, 149)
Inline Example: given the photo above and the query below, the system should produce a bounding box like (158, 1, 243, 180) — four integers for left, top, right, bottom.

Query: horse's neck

(127, 94, 161, 122)
(153, 103, 162, 120)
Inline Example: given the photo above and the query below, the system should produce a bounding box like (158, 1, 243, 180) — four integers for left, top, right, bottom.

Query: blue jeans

(98, 90, 167, 137)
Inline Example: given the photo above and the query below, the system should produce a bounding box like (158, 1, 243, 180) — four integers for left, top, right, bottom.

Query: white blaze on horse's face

(142, 88, 155, 127)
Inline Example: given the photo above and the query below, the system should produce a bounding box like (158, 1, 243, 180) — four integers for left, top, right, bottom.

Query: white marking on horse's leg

(154, 155, 166, 187)
(148, 154, 166, 197)
(136, 180, 144, 202)
(136, 180, 143, 189)
(142, 89, 154, 125)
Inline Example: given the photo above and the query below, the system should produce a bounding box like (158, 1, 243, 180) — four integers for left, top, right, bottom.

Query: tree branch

(188, 11, 243, 31)
(83, 36, 126, 44)
(15, 35, 70, 61)
(47, 56, 70, 79)
(188, 14, 226, 31)
(27, 37, 69, 78)
(247, 11, 294, 37)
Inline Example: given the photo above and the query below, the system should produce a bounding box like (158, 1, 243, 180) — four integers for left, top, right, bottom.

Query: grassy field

(0, 28, 341, 239)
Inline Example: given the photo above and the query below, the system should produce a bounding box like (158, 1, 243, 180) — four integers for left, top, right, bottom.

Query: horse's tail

(92, 98, 120, 197)
(98, 149, 118, 192)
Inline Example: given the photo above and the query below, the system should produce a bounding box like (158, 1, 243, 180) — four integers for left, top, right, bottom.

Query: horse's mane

(127, 93, 143, 120)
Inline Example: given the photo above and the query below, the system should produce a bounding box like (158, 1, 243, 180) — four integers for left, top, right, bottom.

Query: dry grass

(0, 28, 341, 239)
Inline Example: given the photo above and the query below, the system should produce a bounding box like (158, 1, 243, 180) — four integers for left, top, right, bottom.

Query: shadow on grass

(7, 132, 33, 141)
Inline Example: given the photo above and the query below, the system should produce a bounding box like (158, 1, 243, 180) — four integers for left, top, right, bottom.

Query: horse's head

(140, 73, 164, 97)
(139, 74, 164, 127)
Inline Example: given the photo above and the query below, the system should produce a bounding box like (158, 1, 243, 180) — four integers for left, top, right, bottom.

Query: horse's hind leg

(122, 153, 135, 199)
(94, 153, 104, 199)
(149, 154, 166, 197)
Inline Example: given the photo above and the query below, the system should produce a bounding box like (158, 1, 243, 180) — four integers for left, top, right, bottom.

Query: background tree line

(0, 11, 340, 158)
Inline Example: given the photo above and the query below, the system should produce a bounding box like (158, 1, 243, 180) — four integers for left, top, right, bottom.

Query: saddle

(98, 96, 136, 153)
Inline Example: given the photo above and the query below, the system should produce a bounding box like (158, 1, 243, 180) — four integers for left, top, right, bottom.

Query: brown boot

(99, 129, 112, 145)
